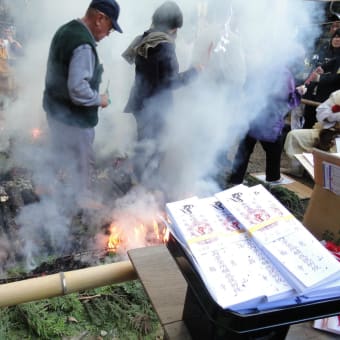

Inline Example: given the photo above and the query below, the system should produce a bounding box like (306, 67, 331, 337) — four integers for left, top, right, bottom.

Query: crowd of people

(40, 0, 340, 206)
(282, 15, 340, 178)
(2, 0, 338, 210)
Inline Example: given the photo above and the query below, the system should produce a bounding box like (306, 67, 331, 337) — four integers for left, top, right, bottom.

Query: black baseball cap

(90, 0, 123, 33)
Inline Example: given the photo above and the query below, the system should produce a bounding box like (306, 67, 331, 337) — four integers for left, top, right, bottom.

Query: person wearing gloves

(122, 1, 202, 186)
(283, 89, 340, 176)
(43, 0, 122, 207)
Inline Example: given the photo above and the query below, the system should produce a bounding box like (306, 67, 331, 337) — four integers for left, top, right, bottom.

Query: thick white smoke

(0, 0, 325, 265)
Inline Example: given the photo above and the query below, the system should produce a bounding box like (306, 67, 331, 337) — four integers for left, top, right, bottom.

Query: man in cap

(43, 0, 122, 208)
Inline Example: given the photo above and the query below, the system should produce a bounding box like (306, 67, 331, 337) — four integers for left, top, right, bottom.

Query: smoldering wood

(0, 235, 11, 266)
(1, 166, 38, 211)
(0, 204, 8, 235)
(96, 159, 135, 200)
(0, 203, 18, 238)
(0, 154, 137, 278)
(0, 184, 8, 203)
(20, 188, 39, 205)
(6, 185, 25, 212)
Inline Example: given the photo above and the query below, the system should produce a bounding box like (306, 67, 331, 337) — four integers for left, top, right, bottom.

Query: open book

(166, 184, 340, 313)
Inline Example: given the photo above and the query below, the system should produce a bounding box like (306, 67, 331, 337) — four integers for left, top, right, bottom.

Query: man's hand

(100, 93, 110, 108)
(305, 66, 324, 85)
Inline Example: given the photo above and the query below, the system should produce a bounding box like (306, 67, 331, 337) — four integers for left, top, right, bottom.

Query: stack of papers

(323, 161, 340, 196)
(166, 184, 340, 313)
(294, 153, 314, 179)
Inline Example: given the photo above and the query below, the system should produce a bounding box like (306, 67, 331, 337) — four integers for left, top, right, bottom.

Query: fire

(31, 128, 42, 140)
(106, 218, 169, 253)
(107, 224, 122, 252)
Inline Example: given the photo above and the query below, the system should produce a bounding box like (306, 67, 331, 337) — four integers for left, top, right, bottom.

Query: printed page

(215, 184, 340, 293)
(200, 197, 294, 302)
(166, 197, 268, 310)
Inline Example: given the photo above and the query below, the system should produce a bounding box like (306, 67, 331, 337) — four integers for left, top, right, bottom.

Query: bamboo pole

(0, 260, 137, 307)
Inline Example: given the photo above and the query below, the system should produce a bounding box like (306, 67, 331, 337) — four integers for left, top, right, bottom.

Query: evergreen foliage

(0, 281, 161, 339)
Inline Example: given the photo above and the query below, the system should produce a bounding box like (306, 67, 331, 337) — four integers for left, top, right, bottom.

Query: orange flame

(107, 224, 123, 252)
(31, 128, 42, 140)
(106, 217, 169, 252)
(153, 220, 160, 240)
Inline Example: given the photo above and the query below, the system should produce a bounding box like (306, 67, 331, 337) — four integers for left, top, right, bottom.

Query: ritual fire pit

(0, 135, 169, 277)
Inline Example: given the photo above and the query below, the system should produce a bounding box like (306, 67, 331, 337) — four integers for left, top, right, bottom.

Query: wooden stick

(79, 294, 102, 301)
(301, 98, 321, 107)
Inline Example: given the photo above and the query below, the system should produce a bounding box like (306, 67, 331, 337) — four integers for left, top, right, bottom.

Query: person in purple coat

(228, 68, 303, 185)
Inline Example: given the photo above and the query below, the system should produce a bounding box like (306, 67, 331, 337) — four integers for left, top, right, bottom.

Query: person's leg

(46, 115, 71, 186)
(46, 116, 95, 203)
(303, 105, 317, 129)
(282, 128, 320, 176)
(229, 135, 257, 184)
(284, 129, 319, 158)
(75, 127, 95, 196)
(133, 110, 163, 184)
(261, 139, 282, 182)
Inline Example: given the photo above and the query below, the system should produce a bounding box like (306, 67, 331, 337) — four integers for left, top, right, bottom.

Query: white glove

(296, 85, 307, 96)
(328, 112, 340, 122)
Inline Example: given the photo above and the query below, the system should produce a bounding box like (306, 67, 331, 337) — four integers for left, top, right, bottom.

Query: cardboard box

(303, 149, 340, 240)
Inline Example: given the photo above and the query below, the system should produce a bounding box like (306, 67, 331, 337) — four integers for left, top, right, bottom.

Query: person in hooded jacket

(122, 1, 202, 184)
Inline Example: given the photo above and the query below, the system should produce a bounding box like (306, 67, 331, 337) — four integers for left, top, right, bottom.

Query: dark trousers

(229, 134, 283, 184)
(303, 105, 317, 129)
(46, 115, 95, 202)
(132, 110, 165, 185)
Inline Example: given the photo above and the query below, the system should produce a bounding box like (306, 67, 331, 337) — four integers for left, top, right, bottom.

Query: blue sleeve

(67, 44, 101, 106)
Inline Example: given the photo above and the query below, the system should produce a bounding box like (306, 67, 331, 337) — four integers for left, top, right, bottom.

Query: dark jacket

(124, 29, 197, 138)
(43, 20, 103, 128)
(315, 56, 340, 102)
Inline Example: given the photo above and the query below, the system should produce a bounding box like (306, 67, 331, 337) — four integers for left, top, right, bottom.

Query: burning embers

(106, 217, 169, 253)
(31, 128, 43, 141)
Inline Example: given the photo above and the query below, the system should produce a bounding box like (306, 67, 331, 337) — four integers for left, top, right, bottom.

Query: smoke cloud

(0, 0, 325, 267)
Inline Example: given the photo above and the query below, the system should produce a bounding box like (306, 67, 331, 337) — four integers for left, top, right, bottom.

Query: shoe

(266, 177, 284, 185)
(280, 167, 304, 178)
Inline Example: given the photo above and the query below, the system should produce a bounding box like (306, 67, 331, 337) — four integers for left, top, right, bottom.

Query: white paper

(166, 184, 340, 313)
(336, 138, 340, 153)
(215, 185, 340, 293)
(323, 161, 340, 196)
